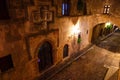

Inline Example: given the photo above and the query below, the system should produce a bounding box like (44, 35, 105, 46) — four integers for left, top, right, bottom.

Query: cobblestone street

(49, 31, 120, 80)
(98, 30, 120, 53)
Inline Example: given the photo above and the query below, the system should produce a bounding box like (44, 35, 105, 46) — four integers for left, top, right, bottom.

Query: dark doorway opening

(91, 24, 104, 44)
(38, 41, 53, 71)
(63, 44, 69, 58)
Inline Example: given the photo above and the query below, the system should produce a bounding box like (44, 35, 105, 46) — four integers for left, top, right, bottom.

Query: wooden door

(38, 42, 53, 71)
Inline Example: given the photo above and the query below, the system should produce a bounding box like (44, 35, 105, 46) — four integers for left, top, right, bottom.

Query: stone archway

(38, 41, 53, 71)
(91, 22, 119, 44)
(91, 23, 105, 44)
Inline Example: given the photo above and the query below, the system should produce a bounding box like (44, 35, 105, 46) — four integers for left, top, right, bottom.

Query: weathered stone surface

(0, 0, 120, 80)
(49, 46, 120, 80)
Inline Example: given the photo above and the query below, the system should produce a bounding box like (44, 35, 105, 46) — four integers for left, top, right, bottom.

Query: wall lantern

(69, 19, 81, 44)
(71, 19, 80, 36)
(105, 22, 112, 29)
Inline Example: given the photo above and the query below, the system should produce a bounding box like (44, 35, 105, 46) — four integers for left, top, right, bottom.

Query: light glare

(105, 22, 111, 28)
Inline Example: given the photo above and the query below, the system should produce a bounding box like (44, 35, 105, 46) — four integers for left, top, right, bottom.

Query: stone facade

(0, 0, 120, 80)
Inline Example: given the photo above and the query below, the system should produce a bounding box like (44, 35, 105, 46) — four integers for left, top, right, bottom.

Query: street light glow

(105, 22, 111, 28)
(71, 19, 80, 35)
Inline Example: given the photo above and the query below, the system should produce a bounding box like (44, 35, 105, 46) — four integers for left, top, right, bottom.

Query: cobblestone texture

(49, 31, 120, 80)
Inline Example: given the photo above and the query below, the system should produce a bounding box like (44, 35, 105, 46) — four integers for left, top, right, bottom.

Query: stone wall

(86, 0, 120, 16)
(1, 0, 120, 80)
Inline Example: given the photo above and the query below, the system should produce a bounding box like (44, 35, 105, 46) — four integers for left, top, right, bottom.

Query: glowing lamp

(72, 19, 80, 35)
(105, 22, 112, 29)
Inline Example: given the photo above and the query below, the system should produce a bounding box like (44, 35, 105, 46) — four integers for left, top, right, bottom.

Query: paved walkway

(48, 31, 120, 80)
(49, 46, 120, 80)
(98, 30, 120, 53)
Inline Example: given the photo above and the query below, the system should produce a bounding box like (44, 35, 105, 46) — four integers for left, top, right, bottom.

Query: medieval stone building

(0, 0, 120, 80)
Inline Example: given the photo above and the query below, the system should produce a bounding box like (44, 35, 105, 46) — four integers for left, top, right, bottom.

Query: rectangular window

(0, 54, 14, 73)
(62, 3, 65, 15)
(62, 0, 70, 16)
(103, 5, 110, 14)
(0, 0, 10, 20)
(107, 5, 110, 14)
(77, 0, 84, 11)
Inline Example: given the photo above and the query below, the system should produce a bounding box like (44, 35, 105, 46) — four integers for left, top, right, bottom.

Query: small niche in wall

(0, 54, 14, 73)
(86, 30, 88, 34)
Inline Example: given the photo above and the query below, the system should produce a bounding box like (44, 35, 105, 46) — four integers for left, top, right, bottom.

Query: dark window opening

(77, 0, 84, 11)
(0, 54, 14, 73)
(103, 5, 110, 14)
(63, 44, 69, 58)
(38, 42, 53, 71)
(77, 0, 87, 15)
(0, 0, 10, 20)
(62, 0, 70, 16)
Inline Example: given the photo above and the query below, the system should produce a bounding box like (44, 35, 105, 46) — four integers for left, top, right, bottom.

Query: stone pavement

(48, 31, 120, 80)
(36, 30, 120, 80)
(35, 44, 93, 80)
(49, 46, 120, 80)
(98, 31, 120, 53)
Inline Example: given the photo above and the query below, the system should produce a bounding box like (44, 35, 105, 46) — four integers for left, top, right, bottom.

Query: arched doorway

(38, 41, 53, 71)
(63, 44, 69, 58)
(91, 23, 105, 44)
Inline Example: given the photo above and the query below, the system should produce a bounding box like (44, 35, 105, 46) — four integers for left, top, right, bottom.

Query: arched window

(0, 0, 10, 20)
(62, 0, 70, 16)
(38, 42, 53, 71)
(63, 44, 69, 58)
